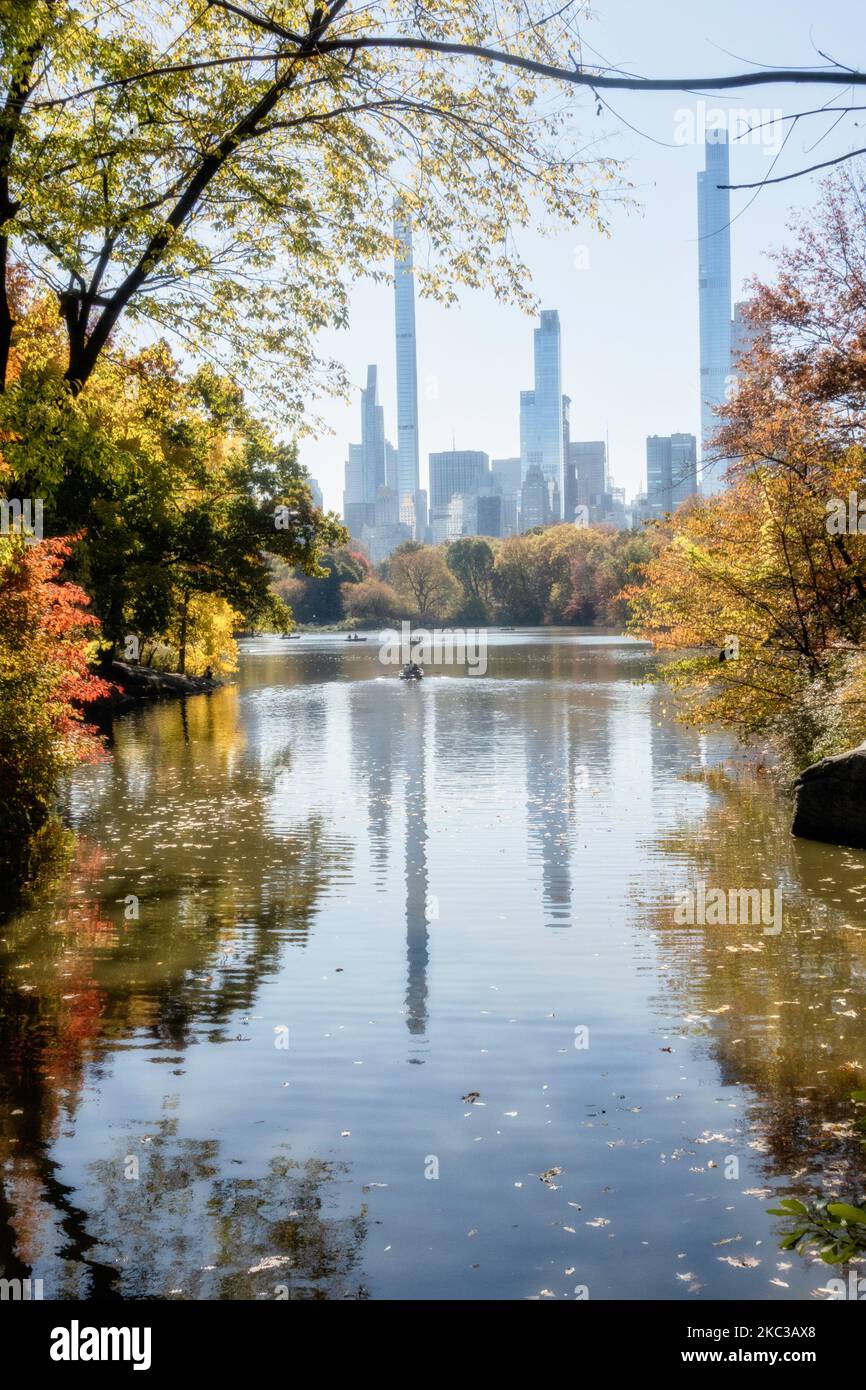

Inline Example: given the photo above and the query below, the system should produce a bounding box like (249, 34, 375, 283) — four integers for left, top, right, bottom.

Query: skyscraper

(491, 457, 521, 537)
(361, 363, 386, 505)
(646, 433, 697, 518)
(343, 365, 395, 540)
(428, 450, 490, 542)
(569, 440, 607, 520)
(394, 212, 422, 536)
(520, 310, 564, 518)
(520, 464, 551, 530)
(697, 131, 733, 495)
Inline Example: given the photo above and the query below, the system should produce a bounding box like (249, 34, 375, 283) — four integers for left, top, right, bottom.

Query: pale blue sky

(298, 0, 863, 512)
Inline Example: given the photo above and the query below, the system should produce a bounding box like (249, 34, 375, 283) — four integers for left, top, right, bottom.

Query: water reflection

(644, 768, 866, 1203)
(0, 633, 864, 1300)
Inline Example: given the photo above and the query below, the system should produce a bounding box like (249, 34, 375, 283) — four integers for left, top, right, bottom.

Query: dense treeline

(272, 527, 652, 629)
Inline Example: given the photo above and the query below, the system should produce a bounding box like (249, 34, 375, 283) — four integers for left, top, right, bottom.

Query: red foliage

(0, 534, 114, 755)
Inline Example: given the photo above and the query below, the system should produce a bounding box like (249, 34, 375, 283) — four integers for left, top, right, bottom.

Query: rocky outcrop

(792, 741, 866, 848)
(88, 661, 221, 720)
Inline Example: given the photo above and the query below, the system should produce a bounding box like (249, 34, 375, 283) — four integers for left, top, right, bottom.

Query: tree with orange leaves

(0, 534, 112, 888)
(628, 161, 866, 773)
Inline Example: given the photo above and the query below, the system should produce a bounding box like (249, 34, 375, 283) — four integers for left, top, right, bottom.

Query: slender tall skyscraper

(343, 366, 387, 537)
(394, 212, 422, 536)
(361, 363, 386, 505)
(697, 131, 733, 495)
(520, 310, 564, 519)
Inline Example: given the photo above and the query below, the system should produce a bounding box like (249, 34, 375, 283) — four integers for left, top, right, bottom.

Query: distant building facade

(344, 365, 393, 537)
(520, 464, 551, 530)
(645, 433, 698, 518)
(491, 457, 521, 537)
(569, 440, 607, 521)
(429, 450, 490, 541)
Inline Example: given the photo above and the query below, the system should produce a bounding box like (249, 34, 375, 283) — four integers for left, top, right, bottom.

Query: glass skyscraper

(520, 310, 564, 519)
(360, 363, 386, 505)
(393, 212, 422, 536)
(697, 131, 733, 495)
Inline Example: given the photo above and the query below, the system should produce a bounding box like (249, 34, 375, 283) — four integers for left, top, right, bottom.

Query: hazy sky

(297, 0, 862, 512)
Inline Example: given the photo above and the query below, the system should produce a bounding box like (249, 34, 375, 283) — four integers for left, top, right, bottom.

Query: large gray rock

(792, 741, 866, 847)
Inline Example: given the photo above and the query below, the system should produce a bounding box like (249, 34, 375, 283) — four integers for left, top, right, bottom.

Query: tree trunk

(178, 593, 190, 675)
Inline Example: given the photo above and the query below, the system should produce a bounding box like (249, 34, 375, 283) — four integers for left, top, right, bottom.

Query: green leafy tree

(272, 546, 369, 625)
(446, 536, 495, 623)
(0, 1, 628, 409)
(2, 282, 346, 660)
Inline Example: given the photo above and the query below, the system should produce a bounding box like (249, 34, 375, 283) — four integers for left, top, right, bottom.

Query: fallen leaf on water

(539, 1167, 562, 1184)
(248, 1256, 292, 1274)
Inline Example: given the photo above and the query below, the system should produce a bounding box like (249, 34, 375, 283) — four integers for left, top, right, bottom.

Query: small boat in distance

(346, 634, 367, 642)
(283, 633, 301, 640)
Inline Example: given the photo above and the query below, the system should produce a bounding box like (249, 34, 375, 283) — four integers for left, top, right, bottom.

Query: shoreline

(89, 660, 223, 722)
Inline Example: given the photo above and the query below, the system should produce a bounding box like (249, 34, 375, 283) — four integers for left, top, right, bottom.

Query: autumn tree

(0, 535, 111, 886)
(0, 0, 630, 412)
(628, 161, 866, 771)
(1, 280, 347, 659)
(342, 576, 401, 626)
(388, 542, 459, 622)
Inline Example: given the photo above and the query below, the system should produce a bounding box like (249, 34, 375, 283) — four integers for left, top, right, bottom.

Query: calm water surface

(1, 632, 865, 1300)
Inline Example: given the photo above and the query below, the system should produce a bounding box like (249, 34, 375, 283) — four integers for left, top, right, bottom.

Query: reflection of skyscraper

(394, 214, 423, 538)
(349, 682, 397, 884)
(523, 691, 573, 925)
(520, 310, 564, 517)
(698, 132, 733, 495)
(348, 682, 429, 1053)
(402, 690, 429, 1050)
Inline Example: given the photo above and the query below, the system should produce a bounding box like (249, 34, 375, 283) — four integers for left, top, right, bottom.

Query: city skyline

(296, 0, 852, 516)
(328, 133, 753, 530)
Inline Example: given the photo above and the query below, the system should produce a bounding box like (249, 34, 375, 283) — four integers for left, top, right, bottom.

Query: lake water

(1, 631, 865, 1300)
